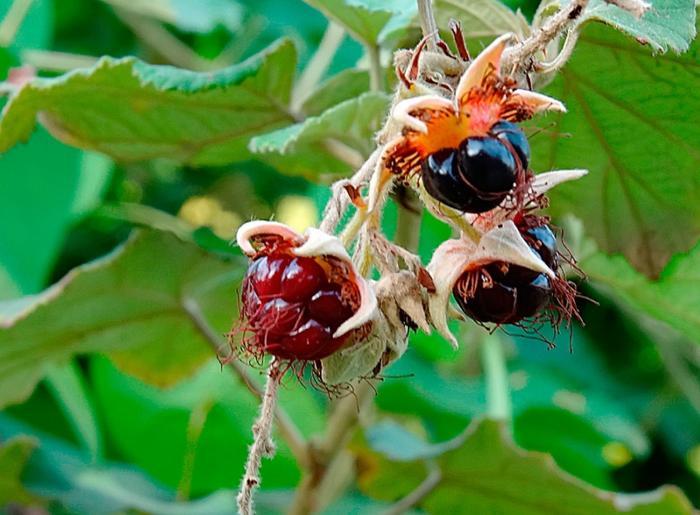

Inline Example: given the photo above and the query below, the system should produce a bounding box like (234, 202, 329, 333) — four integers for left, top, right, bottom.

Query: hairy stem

(237, 360, 282, 515)
(182, 298, 308, 467)
(481, 333, 511, 421)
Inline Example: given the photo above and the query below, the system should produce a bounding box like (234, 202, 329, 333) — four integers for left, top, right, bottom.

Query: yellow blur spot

(510, 370, 528, 391)
(602, 442, 633, 468)
(178, 196, 242, 240)
(552, 390, 586, 415)
(276, 195, 318, 232)
(686, 445, 700, 477)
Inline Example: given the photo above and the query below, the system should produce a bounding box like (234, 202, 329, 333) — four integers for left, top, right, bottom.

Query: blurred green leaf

(0, 413, 245, 514)
(361, 419, 693, 514)
(303, 0, 416, 45)
(44, 360, 103, 461)
(582, 241, 700, 344)
(250, 91, 390, 178)
(91, 357, 324, 495)
(103, 0, 244, 33)
(537, 22, 700, 276)
(571, 0, 696, 53)
(300, 68, 370, 117)
(0, 230, 243, 408)
(433, 0, 530, 39)
(0, 435, 39, 507)
(0, 128, 111, 297)
(0, 39, 297, 165)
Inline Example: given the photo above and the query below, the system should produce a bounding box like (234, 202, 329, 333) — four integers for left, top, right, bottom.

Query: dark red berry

(490, 120, 530, 169)
(421, 137, 517, 214)
(241, 253, 360, 361)
(280, 257, 325, 302)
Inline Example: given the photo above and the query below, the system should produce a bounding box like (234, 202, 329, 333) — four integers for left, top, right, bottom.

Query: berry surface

(241, 253, 359, 360)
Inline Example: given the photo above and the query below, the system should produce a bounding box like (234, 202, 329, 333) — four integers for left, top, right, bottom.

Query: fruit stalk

(237, 359, 283, 515)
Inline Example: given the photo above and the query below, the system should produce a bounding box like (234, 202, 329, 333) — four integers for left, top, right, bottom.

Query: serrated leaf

(0, 230, 244, 408)
(304, 0, 416, 45)
(573, 0, 696, 53)
(582, 240, 700, 344)
(250, 92, 390, 178)
(534, 22, 700, 276)
(433, 0, 531, 39)
(360, 419, 694, 514)
(0, 39, 296, 166)
(0, 436, 39, 507)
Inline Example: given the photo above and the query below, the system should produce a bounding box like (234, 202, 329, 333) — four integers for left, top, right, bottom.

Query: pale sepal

(454, 33, 512, 103)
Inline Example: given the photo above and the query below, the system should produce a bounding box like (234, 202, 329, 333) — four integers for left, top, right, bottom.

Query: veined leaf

(300, 68, 370, 117)
(360, 419, 693, 514)
(0, 39, 296, 166)
(433, 0, 531, 39)
(0, 230, 244, 408)
(572, 0, 696, 53)
(535, 22, 700, 276)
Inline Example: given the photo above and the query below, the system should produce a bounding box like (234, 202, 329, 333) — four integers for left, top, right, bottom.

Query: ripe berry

(490, 120, 530, 169)
(421, 137, 517, 214)
(241, 253, 360, 361)
(453, 222, 556, 324)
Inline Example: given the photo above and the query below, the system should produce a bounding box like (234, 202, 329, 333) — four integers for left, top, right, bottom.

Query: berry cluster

(421, 121, 530, 214)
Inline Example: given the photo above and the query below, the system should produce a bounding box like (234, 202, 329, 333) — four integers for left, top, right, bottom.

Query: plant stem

(481, 333, 511, 421)
(237, 359, 282, 515)
(383, 463, 441, 515)
(0, 0, 33, 46)
(182, 298, 308, 468)
(21, 49, 98, 72)
(292, 21, 345, 112)
(416, 0, 438, 52)
(366, 43, 383, 92)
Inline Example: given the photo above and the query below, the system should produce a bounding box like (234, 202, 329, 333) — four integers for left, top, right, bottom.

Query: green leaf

(582, 240, 700, 343)
(573, 0, 696, 53)
(433, 0, 530, 39)
(91, 356, 324, 495)
(0, 39, 297, 166)
(535, 22, 700, 276)
(303, 0, 416, 45)
(360, 419, 694, 514)
(0, 230, 244, 408)
(44, 360, 103, 461)
(0, 436, 39, 507)
(250, 92, 390, 178)
(300, 68, 370, 117)
(0, 127, 111, 296)
(110, 0, 244, 33)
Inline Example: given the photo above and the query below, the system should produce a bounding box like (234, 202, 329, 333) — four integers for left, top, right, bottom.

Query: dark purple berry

(490, 120, 530, 169)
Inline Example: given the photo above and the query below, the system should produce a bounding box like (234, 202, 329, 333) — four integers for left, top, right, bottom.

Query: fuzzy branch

(237, 359, 283, 515)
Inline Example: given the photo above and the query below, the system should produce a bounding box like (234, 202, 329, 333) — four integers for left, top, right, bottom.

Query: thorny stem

(481, 333, 512, 421)
(237, 359, 283, 515)
(182, 298, 309, 468)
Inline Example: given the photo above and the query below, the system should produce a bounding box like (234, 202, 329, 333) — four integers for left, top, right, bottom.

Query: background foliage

(0, 0, 699, 513)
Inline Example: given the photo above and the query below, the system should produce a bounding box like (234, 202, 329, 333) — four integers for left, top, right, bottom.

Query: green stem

(0, 0, 33, 46)
(366, 43, 383, 92)
(481, 333, 511, 421)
